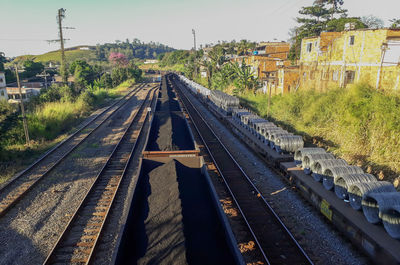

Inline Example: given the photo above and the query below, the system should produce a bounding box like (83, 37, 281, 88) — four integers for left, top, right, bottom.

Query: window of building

(349, 36, 355, 46)
(332, 71, 338, 81)
(0, 90, 4, 96)
(303, 72, 307, 81)
(310, 71, 315, 80)
(345, 70, 355, 85)
(0, 78, 3, 83)
(322, 71, 329, 80)
(307, 43, 312, 53)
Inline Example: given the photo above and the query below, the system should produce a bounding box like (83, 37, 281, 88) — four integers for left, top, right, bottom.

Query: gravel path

(181, 82, 369, 265)
(0, 88, 149, 265)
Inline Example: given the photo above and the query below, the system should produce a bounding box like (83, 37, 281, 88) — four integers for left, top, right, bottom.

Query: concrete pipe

(381, 205, 400, 239)
(275, 135, 304, 153)
(362, 192, 400, 224)
(348, 181, 396, 210)
(302, 153, 336, 175)
(294, 147, 326, 168)
(311, 159, 348, 182)
(334, 173, 377, 200)
(322, 165, 363, 190)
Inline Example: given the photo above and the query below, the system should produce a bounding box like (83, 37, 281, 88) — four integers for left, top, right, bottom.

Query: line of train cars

(178, 74, 400, 242)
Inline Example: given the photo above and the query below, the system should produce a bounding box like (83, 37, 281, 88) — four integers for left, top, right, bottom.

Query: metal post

(267, 84, 272, 118)
(15, 66, 30, 145)
(44, 69, 48, 89)
(192, 29, 196, 51)
(58, 8, 67, 84)
(376, 43, 387, 90)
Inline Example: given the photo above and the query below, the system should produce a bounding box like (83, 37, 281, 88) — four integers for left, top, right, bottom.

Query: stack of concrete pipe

(209, 90, 240, 113)
(181, 76, 400, 239)
(295, 147, 400, 238)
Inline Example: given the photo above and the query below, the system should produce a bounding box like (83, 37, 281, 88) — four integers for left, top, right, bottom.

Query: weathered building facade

(233, 42, 298, 94)
(299, 29, 400, 91)
(0, 72, 8, 100)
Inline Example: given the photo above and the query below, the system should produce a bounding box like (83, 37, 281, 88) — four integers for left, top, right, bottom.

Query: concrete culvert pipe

(302, 153, 335, 175)
(257, 123, 277, 135)
(265, 128, 286, 139)
(322, 165, 363, 190)
(348, 181, 396, 210)
(274, 135, 304, 153)
(381, 205, 400, 239)
(334, 173, 377, 200)
(269, 132, 292, 149)
(311, 159, 348, 182)
(362, 192, 400, 224)
(294, 148, 326, 168)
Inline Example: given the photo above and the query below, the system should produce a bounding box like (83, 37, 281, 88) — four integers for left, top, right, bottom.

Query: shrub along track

(0, 84, 153, 265)
(43, 85, 158, 264)
(0, 83, 145, 217)
(174, 76, 313, 265)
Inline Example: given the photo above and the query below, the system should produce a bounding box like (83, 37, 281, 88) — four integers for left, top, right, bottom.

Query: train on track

(178, 74, 400, 264)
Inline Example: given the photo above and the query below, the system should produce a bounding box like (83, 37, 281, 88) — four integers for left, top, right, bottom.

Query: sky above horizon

(1, 0, 399, 57)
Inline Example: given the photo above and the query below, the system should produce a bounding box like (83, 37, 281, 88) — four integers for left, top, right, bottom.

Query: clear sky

(1, 0, 399, 57)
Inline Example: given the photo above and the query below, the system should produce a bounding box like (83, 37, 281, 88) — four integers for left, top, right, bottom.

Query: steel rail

(173, 76, 313, 265)
(43, 85, 158, 265)
(0, 84, 146, 218)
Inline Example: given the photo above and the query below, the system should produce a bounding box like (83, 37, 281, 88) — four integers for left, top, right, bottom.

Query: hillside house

(0, 72, 8, 100)
(6, 87, 39, 103)
(299, 28, 400, 91)
(233, 42, 297, 94)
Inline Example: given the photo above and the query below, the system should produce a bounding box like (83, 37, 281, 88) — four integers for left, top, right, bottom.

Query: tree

(22, 60, 44, 78)
(288, 0, 348, 60)
(109, 52, 128, 66)
(325, 17, 367, 32)
(314, 0, 347, 19)
(390, 18, 400, 29)
(361, 15, 384, 29)
(69, 60, 97, 91)
(230, 59, 258, 93)
(0, 52, 5, 71)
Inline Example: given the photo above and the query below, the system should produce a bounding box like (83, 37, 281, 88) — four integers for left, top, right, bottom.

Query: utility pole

(15, 66, 30, 145)
(57, 8, 67, 84)
(192, 29, 196, 51)
(36, 70, 50, 89)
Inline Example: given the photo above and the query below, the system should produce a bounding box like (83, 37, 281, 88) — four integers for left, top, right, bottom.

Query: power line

(0, 38, 49, 42)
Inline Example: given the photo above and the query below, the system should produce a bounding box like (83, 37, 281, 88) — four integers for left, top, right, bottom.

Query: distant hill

(13, 40, 176, 65)
(13, 46, 97, 65)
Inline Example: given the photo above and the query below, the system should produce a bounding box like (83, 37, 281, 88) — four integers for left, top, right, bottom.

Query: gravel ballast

(179, 80, 368, 265)
(0, 88, 149, 265)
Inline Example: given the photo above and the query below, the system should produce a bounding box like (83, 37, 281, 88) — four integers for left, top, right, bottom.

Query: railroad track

(43, 85, 158, 264)
(0, 83, 147, 218)
(173, 77, 313, 265)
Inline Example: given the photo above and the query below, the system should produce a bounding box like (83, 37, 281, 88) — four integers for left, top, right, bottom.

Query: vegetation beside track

(0, 78, 139, 185)
(239, 83, 400, 184)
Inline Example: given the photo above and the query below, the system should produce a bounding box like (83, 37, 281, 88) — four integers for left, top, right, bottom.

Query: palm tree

(230, 59, 258, 93)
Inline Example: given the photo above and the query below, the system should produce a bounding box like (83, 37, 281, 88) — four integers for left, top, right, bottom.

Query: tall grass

(239, 83, 400, 180)
(0, 79, 137, 184)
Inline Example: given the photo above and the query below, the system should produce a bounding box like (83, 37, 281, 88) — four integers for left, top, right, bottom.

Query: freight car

(177, 74, 400, 264)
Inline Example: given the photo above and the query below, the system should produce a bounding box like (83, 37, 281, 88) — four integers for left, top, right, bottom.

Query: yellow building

(299, 29, 400, 91)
